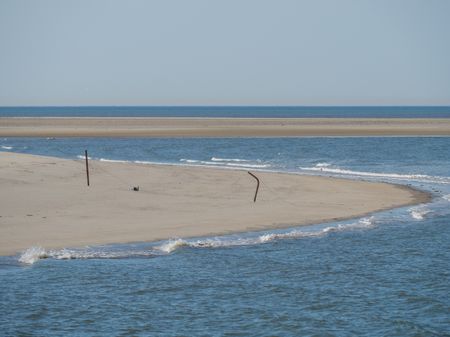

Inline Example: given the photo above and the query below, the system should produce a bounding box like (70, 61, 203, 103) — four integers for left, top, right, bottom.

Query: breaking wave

(409, 206, 431, 220)
(180, 158, 270, 169)
(299, 164, 450, 184)
(155, 217, 375, 253)
(18, 247, 48, 265)
(180, 159, 198, 163)
(1, 146, 12, 150)
(18, 247, 157, 265)
(220, 162, 269, 168)
(315, 162, 331, 167)
(75, 155, 270, 169)
(76, 154, 92, 160)
(211, 157, 250, 162)
(155, 239, 190, 253)
(99, 158, 128, 164)
(18, 217, 375, 265)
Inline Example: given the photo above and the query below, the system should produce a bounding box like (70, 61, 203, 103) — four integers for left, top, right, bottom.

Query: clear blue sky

(1, 0, 449, 106)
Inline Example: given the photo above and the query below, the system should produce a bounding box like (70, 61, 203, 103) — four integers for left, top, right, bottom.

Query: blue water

(1, 105, 450, 118)
(1, 137, 450, 336)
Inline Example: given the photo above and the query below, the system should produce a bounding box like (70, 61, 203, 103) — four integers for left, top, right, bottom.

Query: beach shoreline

(0, 152, 431, 256)
(1, 117, 450, 137)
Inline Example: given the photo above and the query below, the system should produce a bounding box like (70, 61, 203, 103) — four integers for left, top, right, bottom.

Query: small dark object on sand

(133, 186, 139, 191)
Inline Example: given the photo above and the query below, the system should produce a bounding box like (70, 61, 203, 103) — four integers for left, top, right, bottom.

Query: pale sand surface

(1, 117, 450, 137)
(0, 152, 430, 256)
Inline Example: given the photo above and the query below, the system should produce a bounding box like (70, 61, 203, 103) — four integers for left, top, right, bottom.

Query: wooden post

(248, 171, 260, 202)
(85, 150, 90, 186)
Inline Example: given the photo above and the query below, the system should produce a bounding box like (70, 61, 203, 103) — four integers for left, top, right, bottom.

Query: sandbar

(0, 152, 430, 256)
(1, 117, 450, 137)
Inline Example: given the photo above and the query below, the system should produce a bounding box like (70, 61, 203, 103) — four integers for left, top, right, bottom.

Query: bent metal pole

(247, 171, 260, 202)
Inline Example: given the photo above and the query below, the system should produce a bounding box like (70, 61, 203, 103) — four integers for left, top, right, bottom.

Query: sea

(1, 105, 450, 118)
(1, 107, 450, 336)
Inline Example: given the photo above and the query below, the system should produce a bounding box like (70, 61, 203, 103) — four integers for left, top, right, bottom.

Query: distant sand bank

(1, 117, 450, 137)
(0, 152, 430, 256)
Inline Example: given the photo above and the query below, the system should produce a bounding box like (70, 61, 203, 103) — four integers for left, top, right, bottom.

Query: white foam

(258, 233, 277, 243)
(76, 155, 92, 160)
(224, 162, 270, 168)
(155, 239, 189, 253)
(49, 249, 140, 260)
(254, 217, 375, 242)
(53, 249, 76, 260)
(211, 157, 250, 162)
(81, 156, 271, 172)
(180, 159, 199, 163)
(409, 206, 431, 220)
(99, 158, 128, 164)
(76, 155, 130, 164)
(17, 217, 376, 264)
(442, 194, 450, 202)
(181, 159, 269, 169)
(181, 159, 223, 166)
(17, 245, 161, 264)
(48, 248, 155, 260)
(196, 160, 222, 166)
(1, 146, 12, 150)
(19, 246, 48, 264)
(153, 217, 375, 254)
(299, 166, 450, 184)
(134, 160, 158, 165)
(315, 162, 331, 167)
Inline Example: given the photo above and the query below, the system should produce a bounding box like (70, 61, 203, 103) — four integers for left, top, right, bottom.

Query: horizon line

(1, 105, 450, 108)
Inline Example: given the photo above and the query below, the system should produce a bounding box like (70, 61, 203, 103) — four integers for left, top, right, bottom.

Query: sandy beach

(0, 152, 429, 256)
(1, 117, 450, 137)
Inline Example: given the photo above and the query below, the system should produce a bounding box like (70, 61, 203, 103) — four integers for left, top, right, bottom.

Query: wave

(18, 246, 157, 265)
(409, 206, 431, 220)
(315, 162, 331, 167)
(299, 164, 450, 184)
(202, 160, 269, 168)
(76, 155, 92, 160)
(211, 157, 251, 162)
(443, 194, 450, 202)
(180, 159, 199, 163)
(154, 217, 375, 254)
(180, 158, 270, 169)
(19, 217, 375, 264)
(18, 246, 48, 264)
(155, 239, 190, 253)
(51, 248, 156, 260)
(224, 162, 270, 168)
(99, 158, 129, 164)
(75, 156, 270, 170)
(134, 160, 162, 165)
(1, 146, 12, 150)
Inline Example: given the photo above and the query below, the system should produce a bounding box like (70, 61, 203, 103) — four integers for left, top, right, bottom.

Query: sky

(0, 0, 449, 106)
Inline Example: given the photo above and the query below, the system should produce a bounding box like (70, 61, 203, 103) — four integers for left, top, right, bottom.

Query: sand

(1, 117, 450, 137)
(0, 152, 430, 256)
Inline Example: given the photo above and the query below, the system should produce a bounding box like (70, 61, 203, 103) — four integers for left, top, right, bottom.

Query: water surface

(1, 136, 449, 336)
(1, 105, 450, 118)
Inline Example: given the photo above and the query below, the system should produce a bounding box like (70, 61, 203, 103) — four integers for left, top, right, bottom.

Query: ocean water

(1, 105, 450, 118)
(1, 136, 450, 336)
